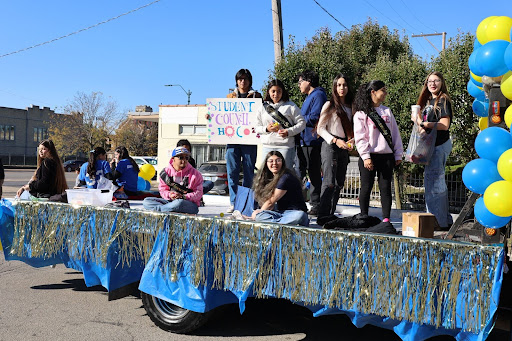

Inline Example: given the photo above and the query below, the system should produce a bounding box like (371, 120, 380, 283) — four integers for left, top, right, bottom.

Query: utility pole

(271, 0, 284, 64)
(411, 32, 447, 53)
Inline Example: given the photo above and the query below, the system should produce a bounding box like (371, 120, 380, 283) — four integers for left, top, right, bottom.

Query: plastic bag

(405, 122, 437, 165)
(96, 176, 114, 190)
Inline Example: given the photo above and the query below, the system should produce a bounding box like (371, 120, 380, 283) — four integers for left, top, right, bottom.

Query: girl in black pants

(353, 80, 403, 226)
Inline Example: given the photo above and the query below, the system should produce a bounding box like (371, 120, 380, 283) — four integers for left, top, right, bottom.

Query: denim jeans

(261, 146, 297, 176)
(203, 180, 214, 195)
(424, 139, 453, 227)
(142, 197, 199, 214)
(226, 144, 257, 205)
(255, 210, 309, 227)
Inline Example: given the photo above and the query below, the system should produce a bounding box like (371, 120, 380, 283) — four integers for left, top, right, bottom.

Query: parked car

(132, 156, 157, 167)
(133, 156, 157, 180)
(63, 160, 85, 172)
(198, 161, 229, 195)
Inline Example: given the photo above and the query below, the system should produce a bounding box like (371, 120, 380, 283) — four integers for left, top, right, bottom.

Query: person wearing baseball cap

(142, 146, 203, 213)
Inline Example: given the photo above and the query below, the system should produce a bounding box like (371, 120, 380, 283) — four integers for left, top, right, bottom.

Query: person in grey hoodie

(255, 79, 305, 174)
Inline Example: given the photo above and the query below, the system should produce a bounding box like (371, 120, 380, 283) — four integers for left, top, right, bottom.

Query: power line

(398, 0, 438, 33)
(383, 0, 422, 34)
(0, 0, 162, 59)
(312, 0, 349, 31)
(362, 0, 409, 33)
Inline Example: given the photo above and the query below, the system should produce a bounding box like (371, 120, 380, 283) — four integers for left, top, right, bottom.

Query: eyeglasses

(267, 158, 282, 164)
(427, 79, 441, 85)
(298, 79, 306, 85)
(176, 155, 189, 160)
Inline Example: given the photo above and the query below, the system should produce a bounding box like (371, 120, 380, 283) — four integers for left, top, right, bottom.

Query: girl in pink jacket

(143, 147, 203, 213)
(353, 80, 403, 229)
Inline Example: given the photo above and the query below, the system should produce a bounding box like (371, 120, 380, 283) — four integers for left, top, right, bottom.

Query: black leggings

(358, 153, 395, 219)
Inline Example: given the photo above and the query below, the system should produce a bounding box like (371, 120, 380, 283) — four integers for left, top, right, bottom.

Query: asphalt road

(0, 252, 408, 341)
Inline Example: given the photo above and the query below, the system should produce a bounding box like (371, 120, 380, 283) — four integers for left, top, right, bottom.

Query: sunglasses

(176, 155, 189, 160)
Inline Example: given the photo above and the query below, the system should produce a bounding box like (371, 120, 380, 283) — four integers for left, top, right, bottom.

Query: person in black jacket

(16, 139, 68, 198)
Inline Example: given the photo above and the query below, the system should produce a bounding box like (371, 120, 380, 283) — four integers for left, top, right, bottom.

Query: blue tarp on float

(0, 200, 504, 340)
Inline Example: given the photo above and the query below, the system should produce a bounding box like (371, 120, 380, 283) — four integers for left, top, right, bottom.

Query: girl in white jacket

(255, 79, 305, 174)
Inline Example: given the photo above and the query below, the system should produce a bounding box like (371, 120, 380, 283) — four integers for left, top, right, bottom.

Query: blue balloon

(477, 40, 510, 77)
(474, 38, 482, 49)
(504, 42, 512, 73)
(474, 197, 511, 229)
(137, 176, 146, 191)
(145, 180, 151, 191)
(472, 98, 489, 117)
(475, 126, 512, 162)
(467, 80, 485, 100)
(462, 158, 503, 194)
(468, 48, 484, 76)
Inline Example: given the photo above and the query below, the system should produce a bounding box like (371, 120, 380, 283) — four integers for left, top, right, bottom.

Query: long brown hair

(325, 73, 354, 139)
(87, 146, 106, 178)
(417, 71, 452, 118)
(35, 139, 68, 193)
(115, 146, 139, 174)
(252, 151, 294, 206)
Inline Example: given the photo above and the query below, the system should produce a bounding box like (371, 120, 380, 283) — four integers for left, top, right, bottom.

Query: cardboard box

(401, 212, 439, 238)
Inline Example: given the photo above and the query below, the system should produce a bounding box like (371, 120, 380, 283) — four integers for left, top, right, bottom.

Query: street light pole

(164, 84, 192, 105)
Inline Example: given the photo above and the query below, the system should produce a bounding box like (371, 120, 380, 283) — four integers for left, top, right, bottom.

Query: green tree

(270, 19, 415, 105)
(431, 32, 477, 165)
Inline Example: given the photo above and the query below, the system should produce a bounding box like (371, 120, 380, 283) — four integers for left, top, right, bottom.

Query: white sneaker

(227, 205, 234, 213)
(232, 210, 244, 220)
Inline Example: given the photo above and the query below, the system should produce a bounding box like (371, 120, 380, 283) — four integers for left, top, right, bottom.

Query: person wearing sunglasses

(143, 146, 203, 213)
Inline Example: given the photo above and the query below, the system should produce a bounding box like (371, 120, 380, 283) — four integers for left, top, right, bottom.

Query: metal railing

(339, 168, 469, 213)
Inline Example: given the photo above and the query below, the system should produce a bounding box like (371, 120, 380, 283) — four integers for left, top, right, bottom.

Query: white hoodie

(255, 100, 306, 149)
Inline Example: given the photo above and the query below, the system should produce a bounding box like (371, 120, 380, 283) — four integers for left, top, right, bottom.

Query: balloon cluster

(137, 164, 155, 191)
(463, 16, 512, 229)
(467, 16, 512, 131)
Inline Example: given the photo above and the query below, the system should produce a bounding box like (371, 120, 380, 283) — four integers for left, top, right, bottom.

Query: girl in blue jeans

(413, 71, 453, 229)
(250, 151, 309, 227)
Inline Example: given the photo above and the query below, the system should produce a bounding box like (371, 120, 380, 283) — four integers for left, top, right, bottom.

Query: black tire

(141, 292, 210, 333)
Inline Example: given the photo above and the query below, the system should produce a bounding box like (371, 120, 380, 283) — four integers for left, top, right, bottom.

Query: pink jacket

(159, 160, 203, 206)
(353, 105, 403, 161)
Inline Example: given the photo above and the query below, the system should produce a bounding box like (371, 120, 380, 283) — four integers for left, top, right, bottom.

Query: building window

(33, 127, 47, 142)
(179, 124, 206, 135)
(0, 125, 15, 141)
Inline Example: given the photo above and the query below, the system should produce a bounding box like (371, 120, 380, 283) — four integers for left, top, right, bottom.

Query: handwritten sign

(206, 98, 262, 145)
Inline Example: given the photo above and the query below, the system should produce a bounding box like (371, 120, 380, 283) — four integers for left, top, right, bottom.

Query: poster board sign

(206, 98, 262, 145)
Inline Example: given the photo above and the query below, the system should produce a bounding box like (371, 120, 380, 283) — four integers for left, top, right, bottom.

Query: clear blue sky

(0, 0, 510, 114)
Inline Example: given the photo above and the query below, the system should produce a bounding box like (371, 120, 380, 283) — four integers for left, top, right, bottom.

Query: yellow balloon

(486, 16, 512, 42)
(501, 71, 512, 100)
(139, 164, 155, 181)
(477, 16, 498, 44)
(505, 104, 512, 128)
(470, 71, 483, 84)
(484, 180, 512, 217)
(498, 148, 512, 182)
(478, 117, 488, 130)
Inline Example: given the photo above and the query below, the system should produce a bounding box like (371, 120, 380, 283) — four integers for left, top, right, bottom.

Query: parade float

(1, 15, 512, 341)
